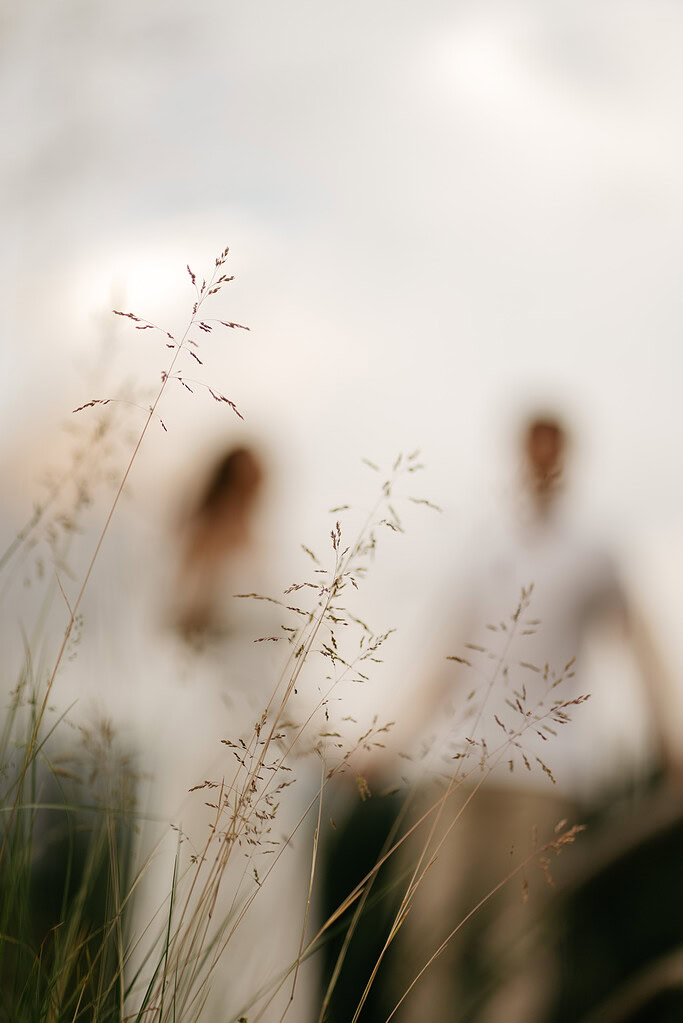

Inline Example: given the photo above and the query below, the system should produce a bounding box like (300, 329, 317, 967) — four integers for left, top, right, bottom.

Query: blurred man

(389, 411, 678, 1023)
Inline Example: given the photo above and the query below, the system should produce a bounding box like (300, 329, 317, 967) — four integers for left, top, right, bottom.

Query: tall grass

(0, 246, 586, 1022)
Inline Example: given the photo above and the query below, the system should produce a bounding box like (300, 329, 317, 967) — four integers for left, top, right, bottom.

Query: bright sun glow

(69, 239, 199, 332)
(428, 16, 536, 112)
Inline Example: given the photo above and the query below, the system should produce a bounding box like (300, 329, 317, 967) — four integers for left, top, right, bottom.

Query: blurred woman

(172, 445, 264, 639)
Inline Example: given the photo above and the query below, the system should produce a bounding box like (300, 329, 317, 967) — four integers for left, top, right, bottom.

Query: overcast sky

(3, 1, 683, 697)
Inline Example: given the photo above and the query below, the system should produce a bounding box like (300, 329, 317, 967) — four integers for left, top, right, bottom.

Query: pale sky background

(3, 1, 683, 743)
